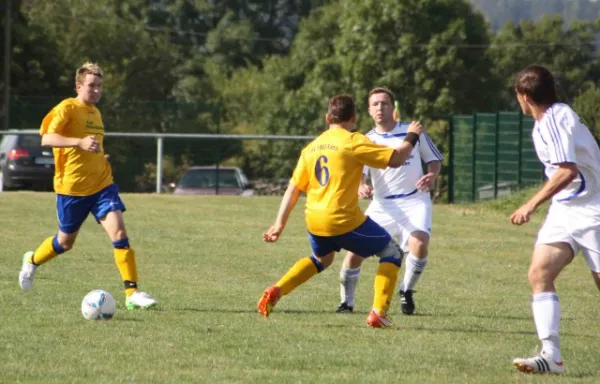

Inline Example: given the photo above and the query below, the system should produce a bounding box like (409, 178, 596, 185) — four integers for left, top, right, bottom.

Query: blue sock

(112, 238, 130, 249)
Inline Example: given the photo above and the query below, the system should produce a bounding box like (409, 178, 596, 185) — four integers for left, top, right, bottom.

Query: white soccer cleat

(513, 352, 565, 374)
(18, 251, 37, 292)
(126, 290, 158, 310)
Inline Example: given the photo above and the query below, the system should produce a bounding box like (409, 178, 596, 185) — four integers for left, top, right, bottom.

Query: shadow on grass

(414, 311, 533, 321)
(175, 307, 372, 315)
(412, 311, 580, 322)
(175, 306, 600, 339)
(563, 371, 599, 379)
(403, 325, 600, 339)
(113, 317, 144, 322)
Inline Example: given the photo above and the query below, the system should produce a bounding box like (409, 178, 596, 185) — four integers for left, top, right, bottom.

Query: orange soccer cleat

(366, 310, 393, 328)
(257, 285, 281, 317)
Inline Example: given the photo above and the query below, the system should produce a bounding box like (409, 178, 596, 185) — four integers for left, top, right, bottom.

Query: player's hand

(358, 184, 373, 199)
(78, 136, 100, 153)
(416, 172, 437, 191)
(510, 203, 535, 225)
(407, 121, 424, 135)
(263, 224, 284, 243)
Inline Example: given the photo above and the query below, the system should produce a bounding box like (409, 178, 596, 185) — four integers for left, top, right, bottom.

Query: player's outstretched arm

(263, 183, 302, 243)
(42, 133, 100, 153)
(388, 121, 424, 168)
(510, 163, 578, 225)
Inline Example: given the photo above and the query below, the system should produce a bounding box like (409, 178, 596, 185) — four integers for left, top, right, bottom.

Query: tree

(333, 0, 498, 128)
(470, 0, 600, 30)
(1, 0, 69, 127)
(218, 0, 499, 178)
(488, 15, 600, 109)
(573, 84, 600, 142)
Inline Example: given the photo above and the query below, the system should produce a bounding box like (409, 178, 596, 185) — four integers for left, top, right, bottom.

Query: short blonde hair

(75, 62, 103, 85)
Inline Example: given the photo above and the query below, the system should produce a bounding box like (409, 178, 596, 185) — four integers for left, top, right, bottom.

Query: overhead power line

(41, 13, 600, 48)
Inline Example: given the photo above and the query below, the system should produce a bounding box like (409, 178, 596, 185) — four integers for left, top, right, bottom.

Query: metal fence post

(215, 102, 221, 195)
(156, 136, 163, 194)
(447, 116, 455, 203)
(494, 112, 500, 199)
(471, 113, 477, 202)
(517, 110, 523, 188)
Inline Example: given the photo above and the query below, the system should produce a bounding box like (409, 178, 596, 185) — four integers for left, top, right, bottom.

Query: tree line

(2, 0, 600, 193)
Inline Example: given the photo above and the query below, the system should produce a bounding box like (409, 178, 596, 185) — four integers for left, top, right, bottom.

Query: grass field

(1, 192, 599, 383)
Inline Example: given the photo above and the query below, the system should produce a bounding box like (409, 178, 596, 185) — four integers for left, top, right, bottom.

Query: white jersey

(365, 122, 443, 202)
(532, 103, 600, 205)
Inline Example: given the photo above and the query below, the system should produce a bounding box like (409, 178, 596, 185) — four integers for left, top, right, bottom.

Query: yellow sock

(275, 257, 320, 296)
(30, 236, 61, 265)
(372, 262, 400, 314)
(114, 248, 139, 297)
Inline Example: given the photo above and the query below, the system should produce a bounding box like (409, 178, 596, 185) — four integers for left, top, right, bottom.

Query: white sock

(339, 267, 361, 307)
(532, 292, 562, 362)
(400, 253, 428, 292)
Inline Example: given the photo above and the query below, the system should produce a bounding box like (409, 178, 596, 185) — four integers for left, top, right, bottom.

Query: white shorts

(537, 201, 600, 272)
(366, 192, 432, 251)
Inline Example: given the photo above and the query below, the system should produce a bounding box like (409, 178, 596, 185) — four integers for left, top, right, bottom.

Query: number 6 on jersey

(315, 155, 330, 186)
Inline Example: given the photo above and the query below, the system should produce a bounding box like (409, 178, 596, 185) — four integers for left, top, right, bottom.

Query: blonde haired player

(337, 87, 442, 315)
(18, 62, 158, 310)
(510, 65, 600, 374)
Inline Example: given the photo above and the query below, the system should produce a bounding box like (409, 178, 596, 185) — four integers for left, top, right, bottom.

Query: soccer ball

(81, 289, 116, 320)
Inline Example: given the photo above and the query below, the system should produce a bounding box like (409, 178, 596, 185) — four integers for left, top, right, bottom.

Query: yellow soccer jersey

(291, 127, 394, 236)
(40, 98, 113, 196)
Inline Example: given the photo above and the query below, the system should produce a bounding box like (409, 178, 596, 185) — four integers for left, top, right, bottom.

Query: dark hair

(368, 87, 395, 106)
(514, 65, 558, 105)
(327, 94, 356, 123)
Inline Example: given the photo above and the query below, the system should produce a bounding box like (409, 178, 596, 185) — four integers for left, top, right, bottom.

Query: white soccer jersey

(532, 103, 600, 205)
(365, 122, 443, 202)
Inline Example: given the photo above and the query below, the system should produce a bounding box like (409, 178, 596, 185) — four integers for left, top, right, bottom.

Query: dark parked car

(0, 132, 54, 191)
(170, 166, 254, 196)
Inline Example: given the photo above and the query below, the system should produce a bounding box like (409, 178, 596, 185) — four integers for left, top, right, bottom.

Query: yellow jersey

(291, 127, 394, 236)
(40, 98, 113, 196)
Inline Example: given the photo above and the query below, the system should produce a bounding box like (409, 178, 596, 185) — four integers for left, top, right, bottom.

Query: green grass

(0, 192, 599, 383)
(473, 185, 546, 214)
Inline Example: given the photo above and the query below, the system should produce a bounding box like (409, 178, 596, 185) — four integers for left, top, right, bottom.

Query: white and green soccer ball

(81, 289, 116, 320)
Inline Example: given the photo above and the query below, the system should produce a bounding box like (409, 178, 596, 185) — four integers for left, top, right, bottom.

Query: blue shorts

(56, 184, 126, 233)
(309, 217, 392, 257)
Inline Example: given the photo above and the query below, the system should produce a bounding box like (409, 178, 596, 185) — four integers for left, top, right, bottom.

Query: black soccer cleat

(399, 290, 415, 315)
(336, 302, 354, 313)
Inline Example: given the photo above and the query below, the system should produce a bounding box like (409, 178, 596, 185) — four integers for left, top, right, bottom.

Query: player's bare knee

(409, 232, 429, 257)
(57, 233, 76, 251)
(58, 239, 74, 252)
(411, 241, 428, 257)
(314, 252, 335, 270)
(527, 265, 541, 285)
(527, 265, 554, 292)
(591, 272, 600, 292)
(376, 240, 404, 267)
(343, 252, 364, 269)
(112, 229, 128, 242)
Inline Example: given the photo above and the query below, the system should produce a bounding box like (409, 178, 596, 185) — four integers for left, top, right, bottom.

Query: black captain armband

(404, 132, 419, 147)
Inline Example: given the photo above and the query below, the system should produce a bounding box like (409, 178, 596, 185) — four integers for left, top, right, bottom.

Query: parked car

(0, 131, 54, 191)
(170, 166, 254, 196)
